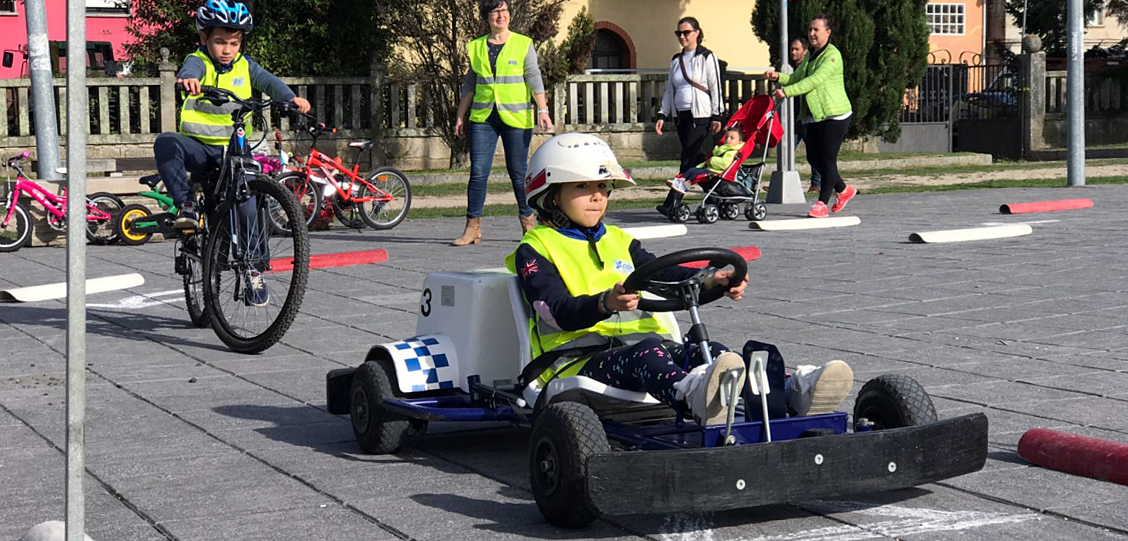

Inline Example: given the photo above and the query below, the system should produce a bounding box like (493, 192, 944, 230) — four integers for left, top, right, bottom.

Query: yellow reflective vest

(505, 225, 678, 383)
(468, 33, 534, 129)
(179, 50, 253, 146)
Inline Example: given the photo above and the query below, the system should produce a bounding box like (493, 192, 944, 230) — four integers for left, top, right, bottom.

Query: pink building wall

(0, 1, 135, 78)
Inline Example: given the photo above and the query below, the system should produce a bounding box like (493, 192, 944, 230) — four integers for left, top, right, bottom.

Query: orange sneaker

(831, 185, 856, 213)
(808, 201, 829, 218)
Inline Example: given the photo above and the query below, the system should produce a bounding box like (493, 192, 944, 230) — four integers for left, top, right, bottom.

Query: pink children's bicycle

(0, 151, 125, 252)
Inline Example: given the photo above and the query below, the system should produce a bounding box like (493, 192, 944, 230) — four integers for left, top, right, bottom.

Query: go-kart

(325, 248, 988, 527)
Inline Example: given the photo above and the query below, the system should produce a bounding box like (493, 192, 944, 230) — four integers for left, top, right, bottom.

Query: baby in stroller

(654, 95, 780, 224)
(668, 128, 745, 196)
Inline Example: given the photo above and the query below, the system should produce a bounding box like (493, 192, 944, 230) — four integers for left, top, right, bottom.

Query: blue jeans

(467, 110, 533, 219)
(154, 132, 224, 208)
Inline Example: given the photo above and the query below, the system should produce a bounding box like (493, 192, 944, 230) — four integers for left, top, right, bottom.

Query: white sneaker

(787, 360, 854, 416)
(673, 351, 746, 426)
(665, 177, 689, 194)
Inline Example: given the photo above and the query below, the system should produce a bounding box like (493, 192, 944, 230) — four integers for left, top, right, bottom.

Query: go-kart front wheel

(350, 360, 411, 454)
(529, 402, 609, 528)
(853, 374, 938, 430)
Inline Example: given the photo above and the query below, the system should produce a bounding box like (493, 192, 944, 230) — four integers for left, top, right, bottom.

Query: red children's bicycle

(277, 115, 411, 232)
(0, 151, 125, 252)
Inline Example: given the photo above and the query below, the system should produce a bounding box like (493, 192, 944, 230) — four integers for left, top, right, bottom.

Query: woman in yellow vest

(506, 133, 854, 425)
(451, 0, 554, 246)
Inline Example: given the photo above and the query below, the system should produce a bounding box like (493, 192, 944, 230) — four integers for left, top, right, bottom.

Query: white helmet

(525, 133, 635, 216)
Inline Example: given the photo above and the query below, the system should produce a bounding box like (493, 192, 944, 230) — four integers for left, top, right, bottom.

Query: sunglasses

(674, 29, 696, 38)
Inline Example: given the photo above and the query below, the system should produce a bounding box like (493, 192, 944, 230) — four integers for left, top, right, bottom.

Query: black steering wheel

(622, 248, 747, 313)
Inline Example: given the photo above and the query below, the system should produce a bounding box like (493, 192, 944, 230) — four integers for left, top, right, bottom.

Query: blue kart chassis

(374, 382, 988, 516)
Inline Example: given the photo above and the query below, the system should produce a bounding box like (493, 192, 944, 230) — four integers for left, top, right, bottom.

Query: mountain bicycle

(278, 114, 411, 232)
(168, 84, 310, 353)
(0, 151, 125, 252)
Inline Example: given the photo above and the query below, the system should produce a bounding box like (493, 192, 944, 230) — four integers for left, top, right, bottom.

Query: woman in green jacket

(766, 14, 857, 218)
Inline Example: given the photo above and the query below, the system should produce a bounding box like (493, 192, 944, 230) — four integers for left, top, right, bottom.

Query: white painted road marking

(87, 289, 183, 310)
(657, 501, 1036, 541)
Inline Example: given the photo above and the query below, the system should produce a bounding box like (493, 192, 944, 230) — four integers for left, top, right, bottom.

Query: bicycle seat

(348, 140, 374, 152)
(139, 174, 162, 188)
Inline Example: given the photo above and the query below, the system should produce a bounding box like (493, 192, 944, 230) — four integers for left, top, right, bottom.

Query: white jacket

(658, 46, 724, 121)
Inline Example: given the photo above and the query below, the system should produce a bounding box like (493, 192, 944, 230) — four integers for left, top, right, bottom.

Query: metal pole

(779, 0, 794, 171)
(1066, 0, 1085, 186)
(24, 0, 61, 180)
(65, 0, 87, 540)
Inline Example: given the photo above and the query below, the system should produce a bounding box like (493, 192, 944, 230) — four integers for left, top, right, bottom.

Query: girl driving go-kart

(507, 133, 854, 424)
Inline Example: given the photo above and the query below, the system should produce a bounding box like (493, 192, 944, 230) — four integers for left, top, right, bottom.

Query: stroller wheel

(746, 202, 768, 221)
(720, 203, 740, 221)
(670, 204, 691, 224)
(697, 204, 719, 224)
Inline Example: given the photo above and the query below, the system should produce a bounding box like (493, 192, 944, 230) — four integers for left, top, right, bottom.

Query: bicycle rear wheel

(274, 171, 322, 235)
(0, 201, 31, 253)
(203, 177, 309, 353)
(86, 192, 125, 244)
(359, 167, 412, 230)
(180, 232, 210, 328)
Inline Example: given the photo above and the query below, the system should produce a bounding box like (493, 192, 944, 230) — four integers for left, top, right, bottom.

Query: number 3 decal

(421, 288, 432, 317)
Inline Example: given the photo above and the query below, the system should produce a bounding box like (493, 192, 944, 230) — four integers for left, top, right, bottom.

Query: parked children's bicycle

(0, 151, 125, 252)
(277, 114, 411, 232)
(147, 84, 310, 353)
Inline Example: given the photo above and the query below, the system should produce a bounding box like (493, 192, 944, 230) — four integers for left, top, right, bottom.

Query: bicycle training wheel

(274, 171, 322, 235)
(358, 167, 412, 230)
(0, 201, 32, 253)
(86, 192, 125, 244)
(203, 177, 309, 353)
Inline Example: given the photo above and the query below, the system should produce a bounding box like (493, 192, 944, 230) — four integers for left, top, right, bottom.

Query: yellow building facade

(557, 0, 770, 72)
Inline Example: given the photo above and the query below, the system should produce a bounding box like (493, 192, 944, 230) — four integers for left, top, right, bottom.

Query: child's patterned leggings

(576, 337, 730, 408)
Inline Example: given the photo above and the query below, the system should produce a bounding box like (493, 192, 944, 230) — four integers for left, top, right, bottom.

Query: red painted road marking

(1000, 198, 1093, 214)
(269, 249, 389, 273)
(1018, 428, 1128, 486)
(680, 246, 761, 269)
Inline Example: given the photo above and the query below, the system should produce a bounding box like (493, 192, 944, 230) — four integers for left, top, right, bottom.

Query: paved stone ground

(1, 185, 1127, 541)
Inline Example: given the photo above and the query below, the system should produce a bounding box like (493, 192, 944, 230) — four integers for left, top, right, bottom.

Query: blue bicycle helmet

(196, 0, 253, 32)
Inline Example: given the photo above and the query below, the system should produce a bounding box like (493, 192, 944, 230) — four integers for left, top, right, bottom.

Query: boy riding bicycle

(154, 0, 310, 230)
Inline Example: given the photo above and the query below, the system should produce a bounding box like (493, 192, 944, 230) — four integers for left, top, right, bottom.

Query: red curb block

(1017, 428, 1128, 485)
(680, 246, 761, 269)
(999, 198, 1093, 214)
(269, 249, 389, 273)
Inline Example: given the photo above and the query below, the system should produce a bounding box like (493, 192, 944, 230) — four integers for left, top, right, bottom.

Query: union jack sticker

(520, 259, 539, 278)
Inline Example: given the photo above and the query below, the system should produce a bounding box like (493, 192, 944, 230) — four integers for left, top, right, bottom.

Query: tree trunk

(985, 0, 1008, 65)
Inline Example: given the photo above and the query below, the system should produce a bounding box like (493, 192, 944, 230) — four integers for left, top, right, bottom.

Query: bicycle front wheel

(86, 192, 125, 244)
(359, 167, 412, 230)
(275, 171, 322, 235)
(203, 177, 309, 353)
(0, 201, 32, 252)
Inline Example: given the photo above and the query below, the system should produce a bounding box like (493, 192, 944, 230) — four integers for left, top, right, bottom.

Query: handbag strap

(678, 54, 710, 94)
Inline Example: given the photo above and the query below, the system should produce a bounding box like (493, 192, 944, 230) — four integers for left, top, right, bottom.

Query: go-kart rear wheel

(746, 202, 767, 221)
(696, 204, 719, 224)
(529, 401, 609, 528)
(670, 204, 691, 224)
(350, 360, 411, 454)
(720, 203, 740, 220)
(853, 374, 938, 431)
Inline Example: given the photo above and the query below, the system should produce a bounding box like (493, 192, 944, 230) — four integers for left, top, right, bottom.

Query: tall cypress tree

(751, 0, 929, 142)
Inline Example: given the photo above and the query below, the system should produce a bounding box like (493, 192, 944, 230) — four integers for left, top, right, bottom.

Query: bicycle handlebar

(6, 150, 29, 168)
(175, 83, 301, 117)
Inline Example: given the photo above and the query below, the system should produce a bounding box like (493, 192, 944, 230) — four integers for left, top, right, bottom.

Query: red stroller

(665, 95, 783, 223)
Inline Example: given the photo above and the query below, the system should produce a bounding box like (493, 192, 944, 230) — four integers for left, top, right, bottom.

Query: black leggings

(576, 337, 729, 408)
(661, 111, 713, 209)
(806, 116, 851, 204)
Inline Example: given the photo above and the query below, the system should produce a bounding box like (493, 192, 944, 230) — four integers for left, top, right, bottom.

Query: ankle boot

(519, 214, 537, 234)
(451, 217, 482, 246)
